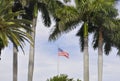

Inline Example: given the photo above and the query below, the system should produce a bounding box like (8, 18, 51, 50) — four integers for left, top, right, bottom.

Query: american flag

(58, 48, 69, 58)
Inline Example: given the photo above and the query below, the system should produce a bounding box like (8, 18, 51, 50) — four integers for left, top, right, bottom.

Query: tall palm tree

(77, 1, 120, 81)
(0, 1, 32, 81)
(16, 0, 65, 81)
(12, 1, 23, 81)
(17, 0, 54, 81)
(89, 1, 120, 81)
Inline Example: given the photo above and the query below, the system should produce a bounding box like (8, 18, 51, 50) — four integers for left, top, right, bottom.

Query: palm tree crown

(0, 0, 32, 59)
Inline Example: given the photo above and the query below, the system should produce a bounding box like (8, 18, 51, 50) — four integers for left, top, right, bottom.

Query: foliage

(87, 2, 120, 55)
(22, 0, 51, 27)
(46, 74, 81, 81)
(48, 0, 120, 54)
(0, 0, 32, 54)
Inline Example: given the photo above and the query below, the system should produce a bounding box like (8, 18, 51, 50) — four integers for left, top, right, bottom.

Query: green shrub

(46, 74, 81, 81)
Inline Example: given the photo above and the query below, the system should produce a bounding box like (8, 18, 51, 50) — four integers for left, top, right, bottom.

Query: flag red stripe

(58, 51, 69, 58)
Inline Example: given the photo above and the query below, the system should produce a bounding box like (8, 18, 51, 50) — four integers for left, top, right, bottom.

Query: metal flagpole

(56, 44, 60, 76)
(57, 53, 60, 76)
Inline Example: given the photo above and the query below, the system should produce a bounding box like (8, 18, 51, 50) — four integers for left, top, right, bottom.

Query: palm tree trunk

(13, 45, 18, 81)
(83, 22, 89, 81)
(98, 30, 103, 81)
(28, 17, 37, 81)
(84, 36, 89, 81)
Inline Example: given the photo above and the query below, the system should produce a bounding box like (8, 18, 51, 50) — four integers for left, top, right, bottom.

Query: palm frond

(0, 0, 32, 53)
(38, 2, 51, 27)
(49, 22, 61, 41)
(76, 24, 84, 51)
(55, 6, 81, 31)
(49, 5, 81, 41)
(104, 41, 112, 55)
(92, 31, 99, 49)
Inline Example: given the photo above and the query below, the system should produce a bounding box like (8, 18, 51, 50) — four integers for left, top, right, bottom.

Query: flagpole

(57, 55, 60, 76)
(56, 44, 60, 76)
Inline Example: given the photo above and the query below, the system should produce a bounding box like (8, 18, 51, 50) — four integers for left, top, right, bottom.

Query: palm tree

(0, 1, 32, 81)
(89, 1, 120, 81)
(0, 0, 32, 58)
(15, 0, 65, 81)
(12, 1, 23, 81)
(77, 1, 120, 81)
(17, 0, 62, 81)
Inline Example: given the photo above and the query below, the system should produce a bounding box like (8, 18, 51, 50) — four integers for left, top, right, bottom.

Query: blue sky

(0, 1, 120, 81)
